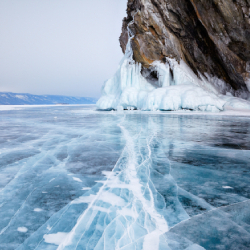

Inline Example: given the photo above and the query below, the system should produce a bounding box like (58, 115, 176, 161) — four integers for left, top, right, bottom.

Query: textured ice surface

(0, 105, 250, 250)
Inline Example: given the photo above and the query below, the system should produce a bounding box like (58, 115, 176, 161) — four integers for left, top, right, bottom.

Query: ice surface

(0, 106, 250, 249)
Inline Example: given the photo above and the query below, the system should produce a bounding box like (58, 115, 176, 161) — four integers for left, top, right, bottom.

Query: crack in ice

(55, 116, 172, 250)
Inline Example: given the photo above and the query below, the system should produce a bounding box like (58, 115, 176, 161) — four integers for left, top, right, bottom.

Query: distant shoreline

(0, 92, 97, 105)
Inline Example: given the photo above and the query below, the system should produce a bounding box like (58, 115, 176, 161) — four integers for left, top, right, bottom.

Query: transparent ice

(0, 105, 250, 250)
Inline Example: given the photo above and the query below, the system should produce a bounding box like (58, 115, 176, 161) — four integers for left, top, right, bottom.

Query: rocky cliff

(96, 0, 250, 111)
(119, 0, 250, 98)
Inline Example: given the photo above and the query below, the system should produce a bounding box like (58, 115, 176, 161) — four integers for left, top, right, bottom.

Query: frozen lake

(0, 105, 250, 250)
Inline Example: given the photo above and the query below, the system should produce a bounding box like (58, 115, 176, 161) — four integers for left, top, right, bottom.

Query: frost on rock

(97, 22, 250, 112)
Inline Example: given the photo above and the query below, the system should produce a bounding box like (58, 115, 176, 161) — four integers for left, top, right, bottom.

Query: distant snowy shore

(0, 92, 97, 105)
(0, 104, 95, 111)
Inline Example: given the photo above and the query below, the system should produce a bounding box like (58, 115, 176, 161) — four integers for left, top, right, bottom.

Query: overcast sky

(0, 0, 127, 98)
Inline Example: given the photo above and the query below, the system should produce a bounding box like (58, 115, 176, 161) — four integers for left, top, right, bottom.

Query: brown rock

(119, 0, 250, 94)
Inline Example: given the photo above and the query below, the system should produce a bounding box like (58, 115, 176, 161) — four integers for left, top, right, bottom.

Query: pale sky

(0, 0, 127, 98)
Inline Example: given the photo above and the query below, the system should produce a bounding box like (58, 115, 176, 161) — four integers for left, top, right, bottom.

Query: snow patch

(15, 95, 27, 100)
(17, 227, 28, 233)
(222, 186, 234, 189)
(0, 105, 21, 111)
(72, 177, 82, 183)
(34, 208, 43, 212)
(43, 232, 68, 245)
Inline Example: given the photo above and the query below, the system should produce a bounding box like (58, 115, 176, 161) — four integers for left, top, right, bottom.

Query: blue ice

(0, 105, 250, 250)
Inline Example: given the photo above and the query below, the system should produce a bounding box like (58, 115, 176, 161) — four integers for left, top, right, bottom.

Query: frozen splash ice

(97, 14, 250, 112)
(96, 27, 225, 112)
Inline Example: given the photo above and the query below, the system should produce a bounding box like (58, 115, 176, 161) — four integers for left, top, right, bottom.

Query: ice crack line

(57, 115, 169, 250)
(56, 116, 129, 250)
(118, 119, 169, 249)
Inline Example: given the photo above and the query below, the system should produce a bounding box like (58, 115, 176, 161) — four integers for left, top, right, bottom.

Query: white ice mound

(220, 94, 250, 111)
(97, 56, 224, 112)
(97, 21, 250, 112)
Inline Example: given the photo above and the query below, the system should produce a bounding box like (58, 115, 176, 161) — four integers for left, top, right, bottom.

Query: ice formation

(97, 18, 250, 112)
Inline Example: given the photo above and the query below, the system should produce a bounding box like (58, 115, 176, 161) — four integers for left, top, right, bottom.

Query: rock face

(119, 0, 250, 97)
